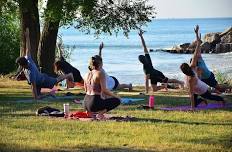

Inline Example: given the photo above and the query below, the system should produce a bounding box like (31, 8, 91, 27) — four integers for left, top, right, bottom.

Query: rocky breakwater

(157, 27, 232, 54)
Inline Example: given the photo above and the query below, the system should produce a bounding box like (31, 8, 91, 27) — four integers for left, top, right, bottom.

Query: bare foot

(162, 83, 168, 91)
(96, 114, 107, 120)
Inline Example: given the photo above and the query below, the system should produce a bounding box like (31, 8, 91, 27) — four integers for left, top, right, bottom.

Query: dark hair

(180, 63, 195, 77)
(16, 57, 28, 67)
(54, 60, 62, 71)
(93, 55, 102, 62)
(54, 60, 73, 73)
(138, 55, 146, 64)
(88, 55, 102, 70)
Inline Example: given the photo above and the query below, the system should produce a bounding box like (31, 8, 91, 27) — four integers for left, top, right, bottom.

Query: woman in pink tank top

(83, 56, 121, 119)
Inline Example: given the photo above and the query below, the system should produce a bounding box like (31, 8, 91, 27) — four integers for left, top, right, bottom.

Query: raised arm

(190, 25, 201, 68)
(138, 30, 149, 54)
(188, 79, 196, 109)
(25, 28, 31, 57)
(98, 42, 104, 57)
(145, 74, 149, 94)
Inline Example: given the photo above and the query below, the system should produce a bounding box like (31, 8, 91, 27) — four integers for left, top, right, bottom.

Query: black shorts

(201, 72, 218, 88)
(150, 70, 168, 85)
(111, 76, 119, 90)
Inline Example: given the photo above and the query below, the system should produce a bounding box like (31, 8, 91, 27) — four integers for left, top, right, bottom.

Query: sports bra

(86, 71, 101, 93)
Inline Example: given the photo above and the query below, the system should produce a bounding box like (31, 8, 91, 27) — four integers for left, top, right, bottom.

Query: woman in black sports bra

(138, 30, 184, 93)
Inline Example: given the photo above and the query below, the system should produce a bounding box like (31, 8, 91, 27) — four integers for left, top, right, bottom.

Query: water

(59, 18, 232, 85)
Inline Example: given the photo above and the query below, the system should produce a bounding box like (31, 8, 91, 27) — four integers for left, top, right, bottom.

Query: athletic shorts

(201, 72, 218, 88)
(150, 70, 168, 85)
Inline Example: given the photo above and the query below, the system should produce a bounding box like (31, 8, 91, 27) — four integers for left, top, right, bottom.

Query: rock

(204, 32, 221, 43)
(159, 27, 232, 54)
(179, 43, 190, 49)
(221, 32, 232, 43)
(201, 42, 211, 53)
(215, 43, 232, 53)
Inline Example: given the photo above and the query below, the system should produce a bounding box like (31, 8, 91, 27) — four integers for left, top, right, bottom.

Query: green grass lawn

(0, 77, 232, 152)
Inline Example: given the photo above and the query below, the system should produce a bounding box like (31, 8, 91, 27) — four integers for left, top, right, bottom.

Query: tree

(18, 0, 155, 75)
(0, 0, 20, 74)
(37, 0, 64, 76)
(18, 0, 40, 64)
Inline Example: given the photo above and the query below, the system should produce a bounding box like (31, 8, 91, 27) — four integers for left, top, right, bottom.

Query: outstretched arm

(190, 25, 201, 68)
(138, 30, 149, 54)
(145, 75, 149, 93)
(25, 28, 31, 57)
(188, 79, 196, 109)
(98, 42, 104, 57)
(31, 82, 39, 99)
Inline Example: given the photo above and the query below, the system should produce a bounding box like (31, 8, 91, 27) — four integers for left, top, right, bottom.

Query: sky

(148, 0, 232, 19)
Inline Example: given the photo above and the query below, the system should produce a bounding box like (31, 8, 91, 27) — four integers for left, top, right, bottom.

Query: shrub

(0, 12, 20, 74)
(214, 70, 232, 85)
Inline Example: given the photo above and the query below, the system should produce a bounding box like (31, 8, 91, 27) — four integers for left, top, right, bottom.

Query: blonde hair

(88, 55, 102, 70)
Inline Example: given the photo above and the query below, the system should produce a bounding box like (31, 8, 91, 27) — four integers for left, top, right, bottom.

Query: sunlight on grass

(0, 78, 232, 152)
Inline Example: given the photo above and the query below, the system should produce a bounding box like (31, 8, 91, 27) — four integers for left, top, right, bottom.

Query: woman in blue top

(16, 28, 74, 100)
(191, 26, 231, 93)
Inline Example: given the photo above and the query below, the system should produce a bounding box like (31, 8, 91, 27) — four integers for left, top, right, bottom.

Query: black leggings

(194, 90, 224, 107)
(84, 95, 121, 112)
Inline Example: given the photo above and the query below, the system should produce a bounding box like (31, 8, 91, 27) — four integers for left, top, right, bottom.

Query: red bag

(68, 111, 92, 119)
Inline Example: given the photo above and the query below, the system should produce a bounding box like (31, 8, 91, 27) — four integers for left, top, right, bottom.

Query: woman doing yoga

(83, 56, 121, 119)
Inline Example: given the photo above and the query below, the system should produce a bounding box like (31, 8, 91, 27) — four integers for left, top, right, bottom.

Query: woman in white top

(89, 42, 132, 91)
(180, 25, 224, 109)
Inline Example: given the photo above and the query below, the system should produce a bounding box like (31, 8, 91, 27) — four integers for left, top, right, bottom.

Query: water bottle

(63, 103, 70, 116)
(149, 95, 154, 109)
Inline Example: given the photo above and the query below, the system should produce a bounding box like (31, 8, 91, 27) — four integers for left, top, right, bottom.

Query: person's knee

(112, 98, 121, 108)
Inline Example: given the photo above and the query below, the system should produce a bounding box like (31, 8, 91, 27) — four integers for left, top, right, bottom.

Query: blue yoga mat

(121, 98, 144, 104)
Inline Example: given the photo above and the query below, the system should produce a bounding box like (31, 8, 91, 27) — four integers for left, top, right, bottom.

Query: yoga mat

(14, 95, 77, 103)
(75, 98, 144, 105)
(159, 103, 232, 111)
(121, 98, 144, 104)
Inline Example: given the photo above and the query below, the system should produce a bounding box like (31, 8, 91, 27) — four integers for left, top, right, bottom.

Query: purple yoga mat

(159, 103, 232, 111)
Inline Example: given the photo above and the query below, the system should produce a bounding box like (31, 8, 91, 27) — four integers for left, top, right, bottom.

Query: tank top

(192, 70, 208, 95)
(197, 57, 211, 79)
(86, 71, 101, 93)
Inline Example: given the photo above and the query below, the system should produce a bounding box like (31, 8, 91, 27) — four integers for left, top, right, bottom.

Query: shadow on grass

(187, 134, 232, 149)
(0, 143, 155, 152)
(127, 117, 232, 126)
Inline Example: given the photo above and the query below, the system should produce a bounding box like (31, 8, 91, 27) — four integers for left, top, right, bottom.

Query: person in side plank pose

(180, 25, 225, 109)
(138, 30, 184, 93)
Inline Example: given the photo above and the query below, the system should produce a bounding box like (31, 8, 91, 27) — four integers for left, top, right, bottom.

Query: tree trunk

(19, 0, 40, 65)
(38, 0, 63, 76)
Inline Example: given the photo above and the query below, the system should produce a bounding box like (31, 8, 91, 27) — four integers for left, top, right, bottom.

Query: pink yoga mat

(159, 103, 232, 111)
